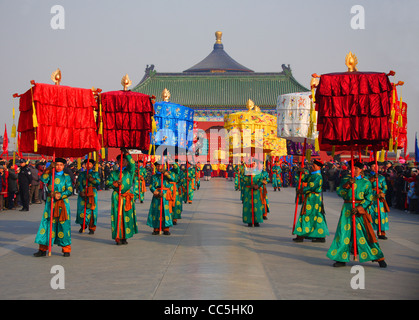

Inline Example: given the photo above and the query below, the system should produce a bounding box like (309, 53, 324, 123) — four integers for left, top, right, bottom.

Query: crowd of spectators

(0, 158, 121, 213)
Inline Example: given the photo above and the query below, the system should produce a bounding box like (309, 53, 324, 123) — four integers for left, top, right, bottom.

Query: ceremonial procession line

(0, 176, 418, 300)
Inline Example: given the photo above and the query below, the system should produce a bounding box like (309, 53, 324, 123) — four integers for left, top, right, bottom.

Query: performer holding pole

(133, 159, 147, 203)
(106, 148, 138, 245)
(169, 160, 182, 225)
(75, 157, 100, 234)
(34, 157, 73, 257)
(350, 147, 358, 261)
(16, 70, 101, 257)
(367, 157, 390, 239)
(184, 161, 196, 204)
(271, 159, 282, 191)
(242, 160, 266, 227)
(293, 159, 329, 242)
(116, 151, 124, 241)
(81, 154, 90, 232)
(147, 161, 174, 235)
(326, 160, 387, 268)
(312, 52, 394, 268)
(374, 152, 382, 236)
(159, 156, 164, 234)
(48, 152, 56, 256)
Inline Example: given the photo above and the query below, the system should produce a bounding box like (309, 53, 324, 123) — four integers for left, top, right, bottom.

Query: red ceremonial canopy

(100, 90, 154, 150)
(17, 82, 101, 157)
(315, 72, 392, 150)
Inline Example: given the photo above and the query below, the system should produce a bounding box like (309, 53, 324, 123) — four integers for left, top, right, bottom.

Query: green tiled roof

(132, 64, 309, 109)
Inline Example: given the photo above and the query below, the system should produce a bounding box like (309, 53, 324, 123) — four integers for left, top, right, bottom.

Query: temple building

(132, 31, 309, 161)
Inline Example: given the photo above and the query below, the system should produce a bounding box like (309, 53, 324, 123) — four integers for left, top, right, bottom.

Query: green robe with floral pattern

(327, 175, 385, 263)
(133, 166, 147, 202)
(75, 170, 100, 228)
(240, 165, 246, 201)
(195, 165, 201, 189)
(272, 164, 282, 188)
(106, 154, 138, 240)
(147, 172, 174, 230)
(295, 168, 310, 204)
(170, 163, 183, 220)
(261, 170, 270, 215)
(293, 171, 329, 238)
(182, 166, 196, 203)
(234, 165, 241, 190)
(35, 171, 73, 248)
(242, 171, 265, 224)
(365, 172, 389, 232)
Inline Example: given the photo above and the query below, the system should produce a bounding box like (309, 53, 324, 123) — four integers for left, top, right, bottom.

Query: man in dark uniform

(227, 162, 234, 181)
(203, 161, 212, 181)
(7, 161, 18, 209)
(18, 159, 32, 212)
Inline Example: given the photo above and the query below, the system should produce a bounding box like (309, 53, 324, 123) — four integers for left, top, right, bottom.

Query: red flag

(1, 124, 8, 158)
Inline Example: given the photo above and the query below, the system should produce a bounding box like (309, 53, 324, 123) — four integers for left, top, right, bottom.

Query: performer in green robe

(75, 159, 100, 234)
(133, 161, 147, 203)
(34, 158, 74, 257)
(147, 162, 174, 235)
(106, 149, 138, 245)
(295, 166, 309, 204)
(293, 160, 329, 242)
(271, 161, 282, 191)
(182, 162, 196, 204)
(326, 161, 387, 268)
(169, 161, 183, 225)
(234, 164, 241, 190)
(195, 163, 201, 190)
(261, 166, 270, 220)
(240, 163, 246, 202)
(242, 162, 267, 227)
(366, 161, 390, 239)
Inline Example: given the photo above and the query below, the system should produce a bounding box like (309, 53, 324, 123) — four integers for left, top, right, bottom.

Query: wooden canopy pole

(48, 152, 56, 256)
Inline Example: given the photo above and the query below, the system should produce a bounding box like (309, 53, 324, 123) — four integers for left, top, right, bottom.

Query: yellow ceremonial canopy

(224, 99, 287, 157)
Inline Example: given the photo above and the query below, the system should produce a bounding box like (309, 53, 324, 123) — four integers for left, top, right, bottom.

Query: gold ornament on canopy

(161, 88, 171, 102)
(51, 68, 61, 85)
(345, 51, 358, 72)
(121, 74, 132, 91)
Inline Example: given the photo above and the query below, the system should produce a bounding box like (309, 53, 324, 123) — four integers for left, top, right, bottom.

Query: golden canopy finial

(246, 99, 254, 110)
(310, 76, 319, 89)
(161, 88, 171, 102)
(51, 68, 61, 85)
(345, 51, 358, 72)
(246, 99, 260, 112)
(121, 74, 132, 91)
(215, 31, 223, 44)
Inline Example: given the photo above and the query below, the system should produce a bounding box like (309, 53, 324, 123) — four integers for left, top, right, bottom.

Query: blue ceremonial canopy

(152, 101, 195, 151)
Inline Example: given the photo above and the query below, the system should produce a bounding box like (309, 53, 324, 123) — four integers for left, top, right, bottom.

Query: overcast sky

(1, 0, 418, 152)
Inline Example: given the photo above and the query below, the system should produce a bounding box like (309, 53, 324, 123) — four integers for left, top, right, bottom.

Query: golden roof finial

(121, 74, 132, 91)
(215, 31, 223, 44)
(161, 88, 171, 102)
(345, 51, 358, 72)
(51, 68, 61, 85)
